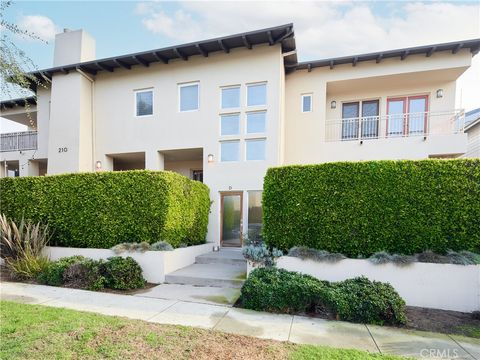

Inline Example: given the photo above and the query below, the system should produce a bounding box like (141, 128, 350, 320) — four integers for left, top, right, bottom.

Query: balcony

(0, 131, 38, 152)
(325, 110, 465, 142)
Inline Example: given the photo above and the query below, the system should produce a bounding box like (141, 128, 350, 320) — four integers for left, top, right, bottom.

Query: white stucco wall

(276, 256, 480, 312)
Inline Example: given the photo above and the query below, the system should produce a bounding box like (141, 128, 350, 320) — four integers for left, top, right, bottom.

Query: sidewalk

(1, 281, 478, 359)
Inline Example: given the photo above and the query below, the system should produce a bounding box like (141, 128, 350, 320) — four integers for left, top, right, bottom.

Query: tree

(1, 0, 47, 127)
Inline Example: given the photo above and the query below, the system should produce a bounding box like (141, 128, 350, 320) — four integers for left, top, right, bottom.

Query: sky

(1, 0, 480, 132)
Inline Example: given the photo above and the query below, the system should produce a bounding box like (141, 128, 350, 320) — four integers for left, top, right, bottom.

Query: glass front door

(221, 192, 243, 247)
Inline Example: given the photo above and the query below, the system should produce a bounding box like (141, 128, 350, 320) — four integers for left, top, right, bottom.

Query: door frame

(387, 95, 429, 136)
(220, 191, 244, 247)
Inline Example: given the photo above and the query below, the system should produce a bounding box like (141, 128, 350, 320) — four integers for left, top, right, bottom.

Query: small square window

(246, 139, 266, 161)
(221, 141, 240, 162)
(135, 90, 153, 116)
(179, 83, 199, 111)
(246, 112, 266, 133)
(222, 87, 240, 109)
(302, 94, 312, 113)
(247, 83, 266, 107)
(221, 114, 240, 136)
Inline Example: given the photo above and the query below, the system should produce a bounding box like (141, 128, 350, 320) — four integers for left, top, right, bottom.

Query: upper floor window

(247, 83, 266, 107)
(220, 140, 240, 162)
(246, 111, 266, 134)
(222, 86, 240, 109)
(135, 89, 153, 116)
(246, 139, 266, 160)
(302, 94, 312, 113)
(221, 114, 240, 136)
(179, 82, 199, 112)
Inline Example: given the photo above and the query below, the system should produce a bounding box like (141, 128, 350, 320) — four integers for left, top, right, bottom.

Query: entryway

(220, 192, 243, 247)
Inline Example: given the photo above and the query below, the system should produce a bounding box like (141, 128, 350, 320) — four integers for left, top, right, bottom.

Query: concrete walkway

(1, 281, 478, 359)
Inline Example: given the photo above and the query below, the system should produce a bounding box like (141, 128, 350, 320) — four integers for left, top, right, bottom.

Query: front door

(220, 192, 243, 247)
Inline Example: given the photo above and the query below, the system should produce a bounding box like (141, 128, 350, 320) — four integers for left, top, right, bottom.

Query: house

(462, 108, 480, 158)
(1, 24, 479, 246)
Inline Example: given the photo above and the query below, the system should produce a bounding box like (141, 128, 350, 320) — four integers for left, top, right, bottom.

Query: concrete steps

(165, 249, 247, 289)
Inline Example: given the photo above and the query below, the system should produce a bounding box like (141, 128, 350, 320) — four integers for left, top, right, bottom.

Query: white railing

(325, 110, 465, 142)
(0, 131, 38, 152)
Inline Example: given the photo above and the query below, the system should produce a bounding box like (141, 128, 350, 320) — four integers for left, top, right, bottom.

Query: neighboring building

(1, 24, 479, 246)
(462, 108, 480, 158)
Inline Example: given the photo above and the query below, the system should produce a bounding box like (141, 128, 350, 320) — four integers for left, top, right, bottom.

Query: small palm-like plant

(0, 214, 51, 279)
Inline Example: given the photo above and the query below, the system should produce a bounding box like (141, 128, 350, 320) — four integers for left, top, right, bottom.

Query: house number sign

(58, 147, 68, 153)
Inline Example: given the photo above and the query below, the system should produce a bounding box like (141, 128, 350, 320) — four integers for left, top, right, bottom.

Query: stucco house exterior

(1, 24, 479, 246)
(463, 108, 480, 158)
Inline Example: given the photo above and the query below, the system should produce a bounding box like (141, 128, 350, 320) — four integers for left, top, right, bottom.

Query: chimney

(53, 29, 95, 67)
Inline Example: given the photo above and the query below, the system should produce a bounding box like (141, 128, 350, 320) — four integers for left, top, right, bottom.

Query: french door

(387, 95, 428, 136)
(341, 100, 379, 140)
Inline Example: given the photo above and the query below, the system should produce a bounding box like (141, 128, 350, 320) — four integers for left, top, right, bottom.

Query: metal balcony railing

(0, 131, 38, 152)
(325, 110, 465, 142)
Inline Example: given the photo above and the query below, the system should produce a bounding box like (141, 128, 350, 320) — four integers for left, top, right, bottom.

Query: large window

(341, 100, 379, 140)
(248, 191, 263, 240)
(179, 83, 199, 111)
(221, 114, 240, 136)
(135, 89, 153, 116)
(246, 111, 266, 134)
(247, 83, 266, 107)
(246, 139, 266, 160)
(220, 141, 240, 162)
(222, 86, 240, 109)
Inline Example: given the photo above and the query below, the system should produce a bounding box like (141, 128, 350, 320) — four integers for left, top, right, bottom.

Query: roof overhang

(0, 96, 36, 110)
(291, 38, 480, 73)
(27, 24, 296, 90)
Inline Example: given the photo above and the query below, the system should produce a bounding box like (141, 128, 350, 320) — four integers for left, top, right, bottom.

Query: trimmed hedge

(263, 159, 480, 256)
(0, 171, 210, 249)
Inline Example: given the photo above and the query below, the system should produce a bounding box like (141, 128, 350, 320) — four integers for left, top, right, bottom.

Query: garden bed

(274, 256, 479, 312)
(44, 243, 213, 283)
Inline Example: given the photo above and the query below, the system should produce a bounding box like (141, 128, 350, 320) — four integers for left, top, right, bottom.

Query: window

(179, 83, 199, 111)
(192, 170, 203, 182)
(246, 111, 266, 134)
(246, 139, 266, 160)
(221, 114, 240, 136)
(341, 102, 359, 140)
(248, 191, 263, 240)
(341, 100, 379, 140)
(221, 141, 240, 162)
(302, 94, 312, 112)
(222, 86, 240, 109)
(135, 90, 153, 116)
(247, 83, 266, 106)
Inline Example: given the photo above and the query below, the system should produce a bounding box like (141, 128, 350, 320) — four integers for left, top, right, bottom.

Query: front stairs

(165, 249, 247, 288)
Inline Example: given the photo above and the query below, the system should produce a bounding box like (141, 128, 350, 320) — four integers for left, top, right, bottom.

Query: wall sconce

(330, 100, 337, 109)
(207, 154, 214, 163)
(436, 89, 444, 98)
(95, 160, 102, 170)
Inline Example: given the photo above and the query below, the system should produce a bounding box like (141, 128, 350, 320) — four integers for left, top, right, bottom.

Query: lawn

(0, 301, 407, 360)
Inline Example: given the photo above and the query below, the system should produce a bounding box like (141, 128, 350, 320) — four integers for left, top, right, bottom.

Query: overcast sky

(1, 0, 479, 133)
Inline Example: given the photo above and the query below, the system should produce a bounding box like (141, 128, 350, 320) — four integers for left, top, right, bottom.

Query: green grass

(455, 325, 480, 339)
(0, 301, 407, 359)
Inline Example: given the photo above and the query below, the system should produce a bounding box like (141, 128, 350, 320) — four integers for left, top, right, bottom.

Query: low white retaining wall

(44, 243, 212, 284)
(275, 257, 479, 313)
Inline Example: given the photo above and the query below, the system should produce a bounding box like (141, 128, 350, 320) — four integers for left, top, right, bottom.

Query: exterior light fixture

(330, 100, 337, 109)
(207, 154, 214, 163)
(95, 160, 102, 170)
(436, 89, 444, 98)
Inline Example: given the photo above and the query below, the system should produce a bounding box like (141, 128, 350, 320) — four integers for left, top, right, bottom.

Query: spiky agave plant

(0, 214, 51, 279)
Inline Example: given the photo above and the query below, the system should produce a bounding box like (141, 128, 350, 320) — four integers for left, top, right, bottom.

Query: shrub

(240, 267, 329, 314)
(0, 171, 211, 249)
(288, 247, 346, 263)
(62, 258, 106, 291)
(37, 256, 86, 286)
(263, 159, 480, 256)
(149, 241, 174, 251)
(328, 277, 407, 325)
(368, 252, 415, 267)
(0, 214, 51, 279)
(101, 256, 146, 290)
(240, 268, 407, 326)
(111, 242, 151, 254)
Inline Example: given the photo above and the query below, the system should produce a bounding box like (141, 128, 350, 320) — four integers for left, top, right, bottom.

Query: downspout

(75, 68, 95, 171)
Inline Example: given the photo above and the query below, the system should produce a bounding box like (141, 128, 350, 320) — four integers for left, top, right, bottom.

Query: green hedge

(0, 171, 210, 249)
(263, 159, 480, 256)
